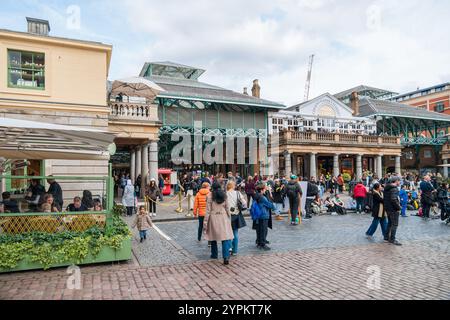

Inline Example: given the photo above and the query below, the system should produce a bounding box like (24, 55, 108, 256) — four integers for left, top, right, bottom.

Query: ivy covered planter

(0, 215, 132, 273)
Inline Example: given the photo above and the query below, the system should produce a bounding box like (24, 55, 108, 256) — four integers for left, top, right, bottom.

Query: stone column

(292, 155, 298, 175)
(356, 154, 363, 181)
(376, 155, 383, 178)
(284, 151, 292, 178)
(130, 151, 136, 183)
(395, 155, 401, 176)
(333, 154, 340, 177)
(141, 144, 149, 194)
(310, 153, 317, 179)
(135, 147, 141, 182)
(149, 141, 159, 181)
(443, 159, 449, 179)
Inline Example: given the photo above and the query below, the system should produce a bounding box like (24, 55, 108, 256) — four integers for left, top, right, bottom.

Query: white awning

(0, 117, 116, 160)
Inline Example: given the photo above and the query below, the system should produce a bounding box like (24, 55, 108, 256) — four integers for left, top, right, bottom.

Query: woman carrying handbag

(226, 180, 247, 256)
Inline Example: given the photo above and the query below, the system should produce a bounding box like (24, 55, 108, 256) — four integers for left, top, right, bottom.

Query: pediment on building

(289, 93, 355, 118)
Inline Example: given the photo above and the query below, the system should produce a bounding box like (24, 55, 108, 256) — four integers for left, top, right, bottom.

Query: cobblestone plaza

(1, 212, 449, 300)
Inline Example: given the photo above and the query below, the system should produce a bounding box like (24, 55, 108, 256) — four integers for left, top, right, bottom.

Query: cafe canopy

(0, 117, 116, 160)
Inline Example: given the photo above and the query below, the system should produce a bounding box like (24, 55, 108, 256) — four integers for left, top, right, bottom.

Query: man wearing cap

(384, 176, 402, 246)
(285, 175, 303, 225)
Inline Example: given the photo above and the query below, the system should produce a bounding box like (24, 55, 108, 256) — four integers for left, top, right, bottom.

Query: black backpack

(306, 182, 319, 197)
(286, 183, 299, 199)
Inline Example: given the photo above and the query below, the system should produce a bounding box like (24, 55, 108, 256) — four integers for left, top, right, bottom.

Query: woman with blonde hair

(226, 180, 247, 255)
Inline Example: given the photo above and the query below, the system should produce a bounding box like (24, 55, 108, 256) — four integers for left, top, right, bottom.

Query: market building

(389, 82, 450, 173)
(108, 61, 285, 180)
(268, 92, 402, 179)
(0, 18, 112, 201)
(336, 85, 450, 176)
(358, 97, 450, 176)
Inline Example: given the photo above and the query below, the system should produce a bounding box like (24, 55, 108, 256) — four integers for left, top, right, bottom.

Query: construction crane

(304, 54, 315, 102)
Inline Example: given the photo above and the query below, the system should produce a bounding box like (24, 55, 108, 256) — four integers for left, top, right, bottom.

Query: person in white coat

(122, 179, 135, 216)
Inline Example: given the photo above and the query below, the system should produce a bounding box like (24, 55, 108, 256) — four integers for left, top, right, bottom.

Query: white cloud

(101, 0, 450, 106)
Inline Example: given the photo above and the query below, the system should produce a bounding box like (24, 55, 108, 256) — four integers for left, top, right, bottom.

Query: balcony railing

(280, 130, 400, 146)
(109, 102, 157, 121)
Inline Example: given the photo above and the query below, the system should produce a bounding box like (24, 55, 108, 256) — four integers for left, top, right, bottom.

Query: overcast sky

(2, 0, 449, 105)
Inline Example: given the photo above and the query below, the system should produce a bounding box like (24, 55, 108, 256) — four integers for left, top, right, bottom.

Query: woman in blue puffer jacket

(252, 182, 276, 251)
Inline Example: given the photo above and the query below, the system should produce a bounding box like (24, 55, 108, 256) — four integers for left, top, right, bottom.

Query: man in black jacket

(47, 176, 63, 210)
(420, 175, 435, 219)
(25, 179, 46, 211)
(384, 176, 402, 246)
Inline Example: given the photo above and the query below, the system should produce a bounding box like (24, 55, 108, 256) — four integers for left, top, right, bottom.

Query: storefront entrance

(318, 156, 333, 175)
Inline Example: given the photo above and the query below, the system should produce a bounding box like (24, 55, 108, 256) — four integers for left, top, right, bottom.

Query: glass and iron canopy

(359, 98, 450, 146)
(335, 85, 398, 104)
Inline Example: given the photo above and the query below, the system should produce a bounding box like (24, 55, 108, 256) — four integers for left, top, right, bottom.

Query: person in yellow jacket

(193, 182, 210, 241)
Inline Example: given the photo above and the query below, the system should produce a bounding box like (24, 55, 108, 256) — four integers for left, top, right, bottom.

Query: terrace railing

(280, 130, 400, 146)
(109, 102, 158, 122)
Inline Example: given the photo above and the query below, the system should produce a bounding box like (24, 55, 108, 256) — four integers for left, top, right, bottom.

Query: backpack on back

(286, 184, 299, 199)
(250, 200, 263, 220)
(307, 182, 319, 197)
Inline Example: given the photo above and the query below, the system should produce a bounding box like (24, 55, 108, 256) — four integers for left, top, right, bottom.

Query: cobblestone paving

(1, 237, 449, 300)
(124, 216, 196, 267)
(156, 213, 450, 260)
(0, 214, 448, 300)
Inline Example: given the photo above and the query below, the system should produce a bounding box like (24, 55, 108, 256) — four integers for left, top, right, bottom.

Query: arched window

(318, 105, 336, 117)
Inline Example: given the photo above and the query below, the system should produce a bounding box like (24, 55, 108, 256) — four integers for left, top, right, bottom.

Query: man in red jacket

(353, 181, 367, 214)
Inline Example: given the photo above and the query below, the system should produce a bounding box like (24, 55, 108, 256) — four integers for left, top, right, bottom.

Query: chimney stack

(26, 17, 50, 36)
(243, 87, 248, 95)
(251, 79, 261, 98)
(350, 91, 360, 116)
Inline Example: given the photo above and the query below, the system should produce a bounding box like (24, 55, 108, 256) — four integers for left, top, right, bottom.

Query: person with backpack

(353, 181, 367, 214)
(272, 179, 286, 221)
(251, 182, 276, 251)
(285, 175, 303, 225)
(304, 177, 319, 219)
(193, 182, 211, 242)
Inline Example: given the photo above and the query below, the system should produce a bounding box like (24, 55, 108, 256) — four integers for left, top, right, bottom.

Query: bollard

(175, 190, 183, 213)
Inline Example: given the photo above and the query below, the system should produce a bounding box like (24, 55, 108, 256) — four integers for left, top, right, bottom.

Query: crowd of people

(129, 169, 450, 266)
(0, 177, 104, 214)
